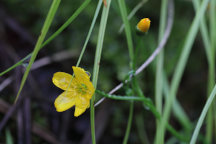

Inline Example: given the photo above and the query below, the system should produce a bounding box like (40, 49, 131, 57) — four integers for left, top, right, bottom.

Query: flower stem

(118, 0, 135, 143)
(118, 0, 134, 69)
(123, 101, 134, 144)
(90, 1, 111, 143)
(154, 0, 168, 143)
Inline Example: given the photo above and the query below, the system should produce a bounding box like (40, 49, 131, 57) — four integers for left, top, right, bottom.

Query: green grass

(91, 0, 111, 143)
(0, 0, 91, 77)
(154, 0, 168, 143)
(190, 84, 216, 144)
(1, 0, 216, 143)
(118, 0, 135, 142)
(14, 0, 61, 102)
(157, 0, 210, 143)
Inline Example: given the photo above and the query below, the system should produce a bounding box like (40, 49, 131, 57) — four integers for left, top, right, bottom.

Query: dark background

(0, 0, 210, 143)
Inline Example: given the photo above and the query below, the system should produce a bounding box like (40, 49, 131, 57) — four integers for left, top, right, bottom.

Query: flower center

(77, 83, 88, 94)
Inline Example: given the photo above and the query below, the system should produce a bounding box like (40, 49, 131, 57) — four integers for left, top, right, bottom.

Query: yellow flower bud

(136, 18, 151, 33)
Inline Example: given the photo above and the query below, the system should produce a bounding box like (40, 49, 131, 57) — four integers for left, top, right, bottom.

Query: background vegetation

(0, 0, 215, 143)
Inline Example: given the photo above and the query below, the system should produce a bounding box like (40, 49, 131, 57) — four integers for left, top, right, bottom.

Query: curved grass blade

(14, 0, 61, 103)
(0, 0, 91, 77)
(90, 0, 111, 143)
(190, 85, 216, 144)
(157, 0, 210, 143)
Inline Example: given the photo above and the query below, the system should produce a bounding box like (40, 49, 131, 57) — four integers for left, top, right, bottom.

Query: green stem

(207, 0, 216, 142)
(96, 90, 148, 101)
(190, 85, 216, 144)
(91, 1, 111, 143)
(135, 114, 150, 144)
(155, 0, 168, 115)
(155, 0, 168, 143)
(96, 89, 189, 142)
(76, 0, 102, 67)
(118, 0, 134, 69)
(15, 0, 61, 102)
(0, 53, 32, 77)
(123, 101, 134, 144)
(192, 0, 211, 64)
(118, 1, 135, 143)
(41, 0, 91, 48)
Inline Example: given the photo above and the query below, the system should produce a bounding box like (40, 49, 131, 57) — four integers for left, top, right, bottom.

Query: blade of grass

(91, 0, 111, 143)
(118, 0, 135, 143)
(61, 0, 102, 114)
(163, 72, 192, 131)
(135, 114, 150, 144)
(0, 0, 91, 77)
(155, 0, 168, 113)
(155, 0, 168, 143)
(208, 0, 216, 142)
(76, 0, 102, 67)
(0, 53, 31, 77)
(14, 0, 61, 102)
(190, 84, 216, 144)
(209, 0, 216, 92)
(118, 0, 134, 69)
(192, 0, 214, 142)
(123, 101, 134, 144)
(192, 0, 211, 63)
(156, 0, 210, 143)
(41, 0, 91, 48)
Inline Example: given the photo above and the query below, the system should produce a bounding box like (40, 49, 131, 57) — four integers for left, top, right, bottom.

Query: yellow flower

(136, 18, 151, 33)
(52, 66, 95, 117)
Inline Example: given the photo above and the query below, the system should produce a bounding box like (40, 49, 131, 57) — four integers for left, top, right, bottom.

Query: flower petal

(84, 81, 95, 99)
(74, 107, 87, 117)
(76, 95, 90, 109)
(52, 72, 74, 91)
(72, 66, 90, 82)
(54, 91, 76, 112)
